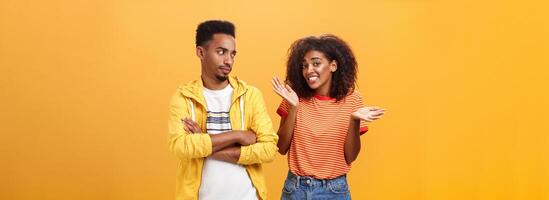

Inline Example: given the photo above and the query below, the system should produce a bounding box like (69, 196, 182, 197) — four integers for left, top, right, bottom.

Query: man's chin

(216, 75, 228, 82)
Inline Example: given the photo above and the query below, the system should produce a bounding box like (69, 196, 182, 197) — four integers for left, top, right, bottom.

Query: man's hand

(208, 146, 241, 163)
(237, 131, 257, 146)
(182, 118, 202, 133)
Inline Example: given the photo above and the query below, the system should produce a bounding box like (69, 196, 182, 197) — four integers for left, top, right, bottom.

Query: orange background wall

(1, 0, 548, 199)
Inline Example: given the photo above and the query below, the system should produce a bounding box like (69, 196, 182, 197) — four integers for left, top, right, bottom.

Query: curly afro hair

(285, 34, 358, 101)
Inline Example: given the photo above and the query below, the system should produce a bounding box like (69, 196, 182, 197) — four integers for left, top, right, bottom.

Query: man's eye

(217, 50, 224, 55)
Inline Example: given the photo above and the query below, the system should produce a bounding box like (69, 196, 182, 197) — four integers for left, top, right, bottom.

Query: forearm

(344, 117, 362, 164)
(277, 106, 297, 154)
(169, 133, 213, 159)
(210, 131, 246, 153)
(209, 146, 241, 163)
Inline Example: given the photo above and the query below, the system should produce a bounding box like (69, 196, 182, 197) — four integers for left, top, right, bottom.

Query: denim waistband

(286, 171, 347, 188)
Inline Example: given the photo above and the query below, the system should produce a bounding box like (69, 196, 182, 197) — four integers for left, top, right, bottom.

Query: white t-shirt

(199, 84, 257, 200)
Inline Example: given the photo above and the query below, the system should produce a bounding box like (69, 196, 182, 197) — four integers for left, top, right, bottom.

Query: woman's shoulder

(346, 90, 363, 100)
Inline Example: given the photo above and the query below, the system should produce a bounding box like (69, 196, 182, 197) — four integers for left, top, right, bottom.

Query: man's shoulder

(174, 79, 202, 94)
(178, 79, 201, 89)
(170, 79, 202, 103)
(243, 84, 262, 97)
(230, 76, 261, 94)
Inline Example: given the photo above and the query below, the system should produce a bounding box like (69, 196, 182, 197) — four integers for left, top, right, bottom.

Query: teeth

(308, 77, 318, 81)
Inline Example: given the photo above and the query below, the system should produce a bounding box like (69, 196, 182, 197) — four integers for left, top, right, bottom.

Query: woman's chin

(307, 84, 319, 90)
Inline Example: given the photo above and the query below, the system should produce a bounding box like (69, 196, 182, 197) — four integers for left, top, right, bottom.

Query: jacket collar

(180, 76, 248, 107)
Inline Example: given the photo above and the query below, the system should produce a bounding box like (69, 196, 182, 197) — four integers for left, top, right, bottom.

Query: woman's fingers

(368, 116, 381, 120)
(353, 107, 386, 122)
(272, 82, 285, 97)
(371, 111, 385, 117)
(273, 76, 280, 88)
(275, 76, 283, 87)
(271, 78, 281, 90)
(285, 84, 295, 94)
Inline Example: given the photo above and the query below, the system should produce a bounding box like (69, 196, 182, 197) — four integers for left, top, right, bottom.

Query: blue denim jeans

(280, 171, 351, 200)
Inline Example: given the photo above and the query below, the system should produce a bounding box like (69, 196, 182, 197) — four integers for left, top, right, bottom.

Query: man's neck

(201, 75, 229, 90)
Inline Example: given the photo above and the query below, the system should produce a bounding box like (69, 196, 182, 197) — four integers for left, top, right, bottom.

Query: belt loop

(322, 179, 327, 187)
(295, 175, 300, 188)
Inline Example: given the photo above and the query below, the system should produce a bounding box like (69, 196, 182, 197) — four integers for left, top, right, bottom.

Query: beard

(216, 74, 228, 82)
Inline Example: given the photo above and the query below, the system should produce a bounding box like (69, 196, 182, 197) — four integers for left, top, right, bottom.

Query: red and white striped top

(277, 91, 368, 179)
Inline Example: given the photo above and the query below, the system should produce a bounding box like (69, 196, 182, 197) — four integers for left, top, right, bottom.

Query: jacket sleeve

(238, 87, 279, 165)
(168, 90, 213, 160)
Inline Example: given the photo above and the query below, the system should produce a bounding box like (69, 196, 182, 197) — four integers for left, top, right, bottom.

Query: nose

(304, 64, 314, 73)
(224, 54, 233, 66)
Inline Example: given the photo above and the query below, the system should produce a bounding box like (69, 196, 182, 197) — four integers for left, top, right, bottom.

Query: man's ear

(196, 46, 205, 60)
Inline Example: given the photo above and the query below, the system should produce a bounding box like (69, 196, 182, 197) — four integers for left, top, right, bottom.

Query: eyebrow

(303, 57, 321, 60)
(216, 47, 237, 54)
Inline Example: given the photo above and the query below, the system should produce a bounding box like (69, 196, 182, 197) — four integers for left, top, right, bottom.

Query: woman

(272, 34, 385, 200)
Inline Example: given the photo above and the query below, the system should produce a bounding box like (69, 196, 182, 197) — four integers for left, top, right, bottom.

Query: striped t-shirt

(277, 91, 368, 179)
(200, 85, 257, 200)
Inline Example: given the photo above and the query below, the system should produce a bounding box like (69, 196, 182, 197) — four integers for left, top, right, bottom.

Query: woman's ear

(330, 60, 338, 72)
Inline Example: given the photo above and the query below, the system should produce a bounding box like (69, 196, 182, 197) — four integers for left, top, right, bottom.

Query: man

(168, 20, 278, 200)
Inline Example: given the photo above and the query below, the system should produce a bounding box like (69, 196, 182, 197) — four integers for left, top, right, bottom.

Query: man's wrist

(232, 131, 244, 145)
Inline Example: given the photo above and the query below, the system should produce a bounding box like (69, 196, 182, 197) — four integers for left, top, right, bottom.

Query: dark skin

(182, 33, 256, 163)
(183, 118, 248, 163)
(272, 50, 385, 164)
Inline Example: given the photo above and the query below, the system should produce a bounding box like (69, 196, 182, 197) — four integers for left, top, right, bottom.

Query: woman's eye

(313, 62, 320, 66)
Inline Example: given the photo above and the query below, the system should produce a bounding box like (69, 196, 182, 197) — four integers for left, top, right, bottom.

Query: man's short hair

(195, 20, 235, 47)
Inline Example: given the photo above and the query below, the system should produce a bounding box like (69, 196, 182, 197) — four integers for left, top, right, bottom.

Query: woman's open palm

(272, 76, 298, 107)
(351, 107, 385, 122)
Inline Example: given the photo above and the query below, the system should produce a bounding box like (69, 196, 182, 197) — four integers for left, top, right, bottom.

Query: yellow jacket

(168, 76, 279, 200)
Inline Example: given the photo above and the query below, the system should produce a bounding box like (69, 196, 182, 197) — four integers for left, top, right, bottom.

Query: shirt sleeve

(352, 92, 369, 135)
(168, 90, 213, 160)
(237, 87, 279, 165)
(276, 99, 290, 118)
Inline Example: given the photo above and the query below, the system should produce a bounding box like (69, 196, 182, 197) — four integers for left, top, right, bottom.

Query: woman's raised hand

(351, 106, 386, 122)
(272, 76, 299, 107)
